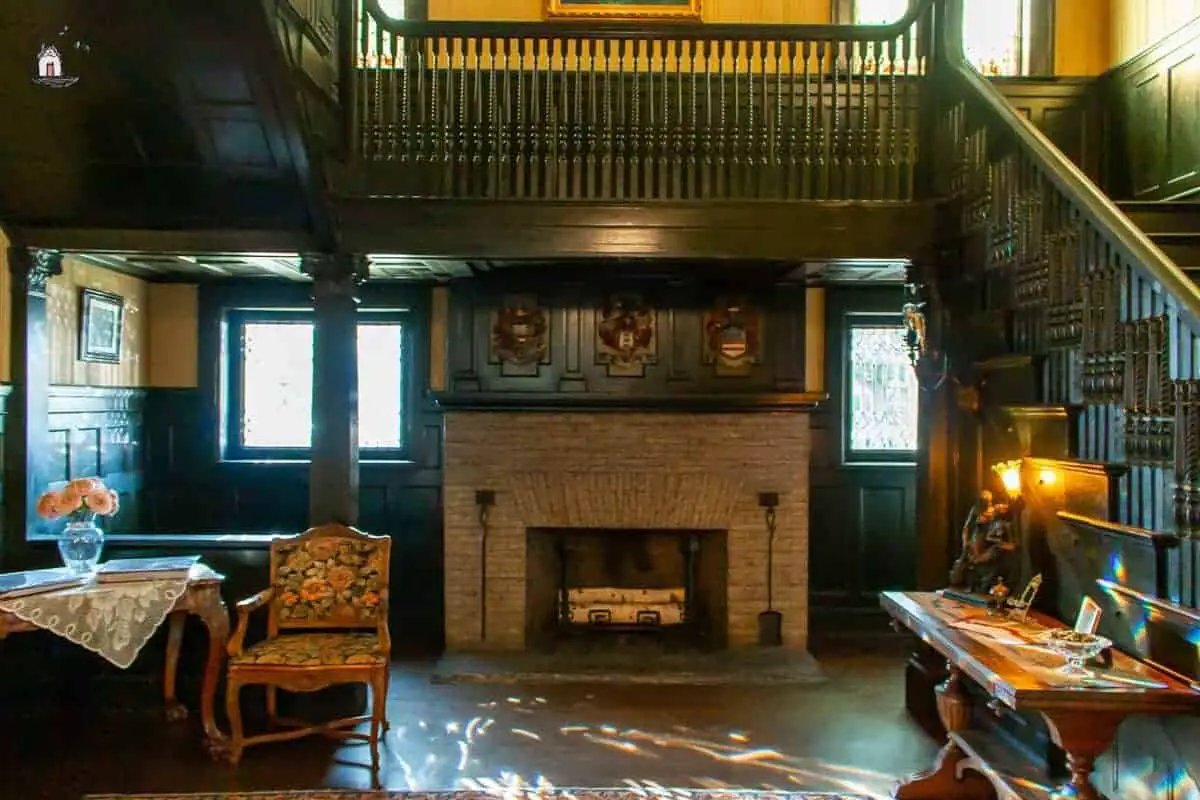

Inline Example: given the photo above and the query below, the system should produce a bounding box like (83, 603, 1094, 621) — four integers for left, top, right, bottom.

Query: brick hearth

(442, 411, 811, 651)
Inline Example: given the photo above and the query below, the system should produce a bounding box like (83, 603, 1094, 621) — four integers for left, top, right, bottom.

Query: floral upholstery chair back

(268, 523, 391, 632)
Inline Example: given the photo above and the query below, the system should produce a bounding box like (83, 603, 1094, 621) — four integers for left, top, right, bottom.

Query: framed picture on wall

(545, 0, 701, 20)
(79, 288, 124, 364)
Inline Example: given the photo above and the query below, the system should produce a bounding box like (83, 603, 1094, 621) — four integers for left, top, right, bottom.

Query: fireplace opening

(526, 528, 728, 651)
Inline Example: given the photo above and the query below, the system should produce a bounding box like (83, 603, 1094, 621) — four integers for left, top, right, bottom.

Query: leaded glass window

(231, 316, 408, 458)
(357, 322, 405, 449)
(847, 324, 919, 453)
(241, 322, 315, 449)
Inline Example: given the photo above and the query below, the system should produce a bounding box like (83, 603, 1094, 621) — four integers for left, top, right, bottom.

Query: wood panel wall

(1110, 0, 1200, 65)
(1103, 15, 1200, 200)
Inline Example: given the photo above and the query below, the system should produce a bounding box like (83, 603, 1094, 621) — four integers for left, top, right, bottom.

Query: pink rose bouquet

(36, 477, 120, 523)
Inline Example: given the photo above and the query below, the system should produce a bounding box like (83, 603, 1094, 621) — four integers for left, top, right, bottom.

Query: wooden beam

(805, 287, 826, 394)
(333, 199, 938, 262)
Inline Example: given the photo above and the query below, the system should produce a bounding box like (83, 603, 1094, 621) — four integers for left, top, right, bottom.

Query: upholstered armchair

(225, 523, 392, 768)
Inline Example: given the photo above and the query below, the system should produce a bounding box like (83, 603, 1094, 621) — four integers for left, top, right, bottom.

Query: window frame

(834, 0, 1054, 77)
(842, 312, 919, 465)
(221, 307, 414, 464)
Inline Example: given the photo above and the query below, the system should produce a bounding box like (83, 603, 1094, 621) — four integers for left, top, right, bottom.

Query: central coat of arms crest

(703, 301, 762, 376)
(596, 294, 656, 376)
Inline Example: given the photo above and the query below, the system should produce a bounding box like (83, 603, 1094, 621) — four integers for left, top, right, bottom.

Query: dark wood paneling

(442, 271, 808, 400)
(138, 280, 444, 647)
(809, 286, 917, 607)
(0, 0, 326, 238)
(993, 78, 1104, 184)
(1104, 17, 1200, 200)
(43, 385, 145, 534)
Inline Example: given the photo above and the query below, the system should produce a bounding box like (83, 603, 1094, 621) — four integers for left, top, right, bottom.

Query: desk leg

(1041, 710, 1123, 800)
(163, 610, 189, 722)
(192, 587, 231, 760)
(894, 667, 993, 800)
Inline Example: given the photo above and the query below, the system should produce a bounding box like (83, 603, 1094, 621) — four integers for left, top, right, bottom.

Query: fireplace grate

(563, 586, 686, 629)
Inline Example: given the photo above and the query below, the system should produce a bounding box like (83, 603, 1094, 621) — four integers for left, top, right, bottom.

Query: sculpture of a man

(949, 490, 1018, 594)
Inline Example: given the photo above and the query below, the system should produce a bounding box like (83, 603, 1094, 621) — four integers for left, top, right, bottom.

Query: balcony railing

(347, 0, 934, 202)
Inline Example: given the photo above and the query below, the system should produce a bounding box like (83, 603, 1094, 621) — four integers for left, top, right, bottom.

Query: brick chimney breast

(442, 411, 810, 652)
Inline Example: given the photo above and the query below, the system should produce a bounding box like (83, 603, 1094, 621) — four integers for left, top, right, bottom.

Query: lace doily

(0, 577, 189, 668)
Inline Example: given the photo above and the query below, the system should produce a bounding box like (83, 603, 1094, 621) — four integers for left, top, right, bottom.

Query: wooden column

(3, 246, 61, 567)
(304, 254, 366, 527)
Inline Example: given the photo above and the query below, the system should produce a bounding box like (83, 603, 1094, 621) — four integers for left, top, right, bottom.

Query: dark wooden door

(809, 286, 919, 607)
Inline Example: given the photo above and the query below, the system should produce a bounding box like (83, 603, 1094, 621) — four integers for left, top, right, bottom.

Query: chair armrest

(227, 588, 274, 658)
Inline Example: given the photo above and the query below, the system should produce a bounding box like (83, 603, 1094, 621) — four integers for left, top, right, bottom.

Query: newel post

(303, 253, 367, 527)
(3, 245, 61, 567)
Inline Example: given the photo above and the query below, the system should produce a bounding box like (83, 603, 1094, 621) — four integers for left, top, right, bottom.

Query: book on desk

(0, 568, 89, 600)
(95, 556, 201, 583)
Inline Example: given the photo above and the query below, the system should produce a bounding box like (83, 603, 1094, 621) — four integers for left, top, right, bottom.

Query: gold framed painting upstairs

(545, 0, 702, 21)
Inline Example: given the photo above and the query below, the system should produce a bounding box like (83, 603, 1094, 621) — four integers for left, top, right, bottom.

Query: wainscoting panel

(45, 385, 145, 532)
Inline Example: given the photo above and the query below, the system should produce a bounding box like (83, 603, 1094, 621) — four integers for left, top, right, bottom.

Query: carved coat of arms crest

(703, 302, 762, 375)
(491, 300, 549, 366)
(596, 294, 656, 376)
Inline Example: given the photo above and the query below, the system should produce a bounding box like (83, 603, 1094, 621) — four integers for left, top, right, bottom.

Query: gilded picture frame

(545, 0, 702, 21)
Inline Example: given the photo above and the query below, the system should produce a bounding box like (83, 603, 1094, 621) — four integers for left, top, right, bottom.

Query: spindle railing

(931, 0, 1200, 533)
(347, 0, 934, 201)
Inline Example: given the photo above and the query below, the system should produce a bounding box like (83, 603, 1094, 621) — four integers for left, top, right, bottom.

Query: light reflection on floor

(326, 678, 923, 799)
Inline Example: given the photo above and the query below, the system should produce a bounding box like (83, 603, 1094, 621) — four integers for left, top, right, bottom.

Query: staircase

(1117, 201, 1200, 281)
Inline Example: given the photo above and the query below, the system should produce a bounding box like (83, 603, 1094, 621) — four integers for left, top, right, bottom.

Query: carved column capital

(8, 247, 63, 295)
(302, 253, 367, 302)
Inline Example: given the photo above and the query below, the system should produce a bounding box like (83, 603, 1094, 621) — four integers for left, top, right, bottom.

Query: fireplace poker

(758, 492, 783, 646)
(476, 489, 495, 642)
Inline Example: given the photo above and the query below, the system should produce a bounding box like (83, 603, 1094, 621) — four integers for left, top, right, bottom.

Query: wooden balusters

(349, 6, 929, 201)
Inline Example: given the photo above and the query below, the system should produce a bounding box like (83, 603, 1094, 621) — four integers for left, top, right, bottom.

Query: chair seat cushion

(231, 632, 386, 667)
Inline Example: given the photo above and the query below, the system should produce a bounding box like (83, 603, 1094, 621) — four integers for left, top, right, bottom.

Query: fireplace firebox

(526, 528, 727, 650)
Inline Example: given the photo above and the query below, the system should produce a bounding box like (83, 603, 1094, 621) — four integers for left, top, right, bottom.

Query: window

(852, 0, 1035, 77)
(224, 310, 409, 461)
(846, 322, 919, 457)
(962, 0, 1033, 76)
(358, 0, 407, 69)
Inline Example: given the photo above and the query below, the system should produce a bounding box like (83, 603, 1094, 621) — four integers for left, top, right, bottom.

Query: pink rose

(58, 486, 83, 514)
(84, 489, 116, 516)
(69, 477, 104, 495)
(107, 490, 120, 515)
(36, 491, 64, 520)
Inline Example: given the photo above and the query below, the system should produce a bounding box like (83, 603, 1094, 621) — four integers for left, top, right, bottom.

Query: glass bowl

(1040, 629, 1111, 675)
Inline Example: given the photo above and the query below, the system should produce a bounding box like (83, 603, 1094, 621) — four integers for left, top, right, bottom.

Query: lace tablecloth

(0, 577, 190, 668)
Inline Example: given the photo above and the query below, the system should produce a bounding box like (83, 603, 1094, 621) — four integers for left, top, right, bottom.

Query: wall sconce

(992, 460, 1022, 499)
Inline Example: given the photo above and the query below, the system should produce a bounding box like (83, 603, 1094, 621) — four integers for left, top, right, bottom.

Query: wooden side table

(0, 564, 231, 758)
(882, 590, 1200, 800)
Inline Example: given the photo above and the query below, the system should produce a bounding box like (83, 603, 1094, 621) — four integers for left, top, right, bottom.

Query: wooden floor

(0, 644, 937, 800)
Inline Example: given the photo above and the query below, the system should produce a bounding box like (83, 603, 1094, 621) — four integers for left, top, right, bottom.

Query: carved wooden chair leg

(225, 678, 245, 766)
(369, 671, 388, 770)
(381, 666, 392, 732)
(265, 686, 279, 727)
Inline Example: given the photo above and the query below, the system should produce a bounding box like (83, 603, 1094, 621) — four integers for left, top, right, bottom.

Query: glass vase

(58, 520, 105, 574)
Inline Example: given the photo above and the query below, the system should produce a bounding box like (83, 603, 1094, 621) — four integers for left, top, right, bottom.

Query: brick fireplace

(442, 410, 811, 651)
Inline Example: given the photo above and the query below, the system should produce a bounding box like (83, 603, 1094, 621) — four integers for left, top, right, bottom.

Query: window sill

(219, 458, 417, 466)
(29, 532, 285, 549)
(843, 460, 918, 468)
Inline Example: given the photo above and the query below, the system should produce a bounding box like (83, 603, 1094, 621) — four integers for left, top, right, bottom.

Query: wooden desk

(0, 565, 231, 758)
(882, 590, 1200, 800)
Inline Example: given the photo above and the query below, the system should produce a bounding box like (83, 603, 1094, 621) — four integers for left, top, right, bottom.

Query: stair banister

(937, 0, 1200, 326)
